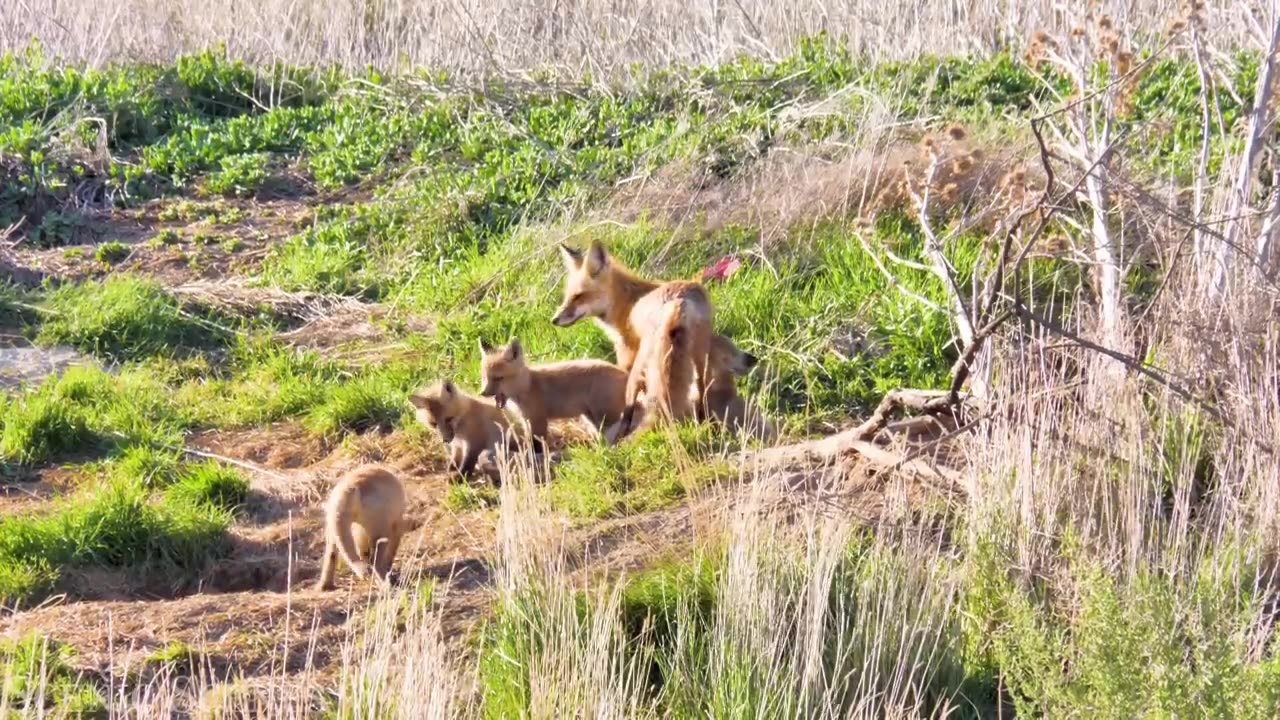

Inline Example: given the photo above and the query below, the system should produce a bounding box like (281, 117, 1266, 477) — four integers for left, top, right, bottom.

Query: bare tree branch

(1218, 13, 1280, 288)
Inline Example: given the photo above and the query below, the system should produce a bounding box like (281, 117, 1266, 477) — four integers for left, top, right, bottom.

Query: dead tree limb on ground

(750, 97, 1067, 478)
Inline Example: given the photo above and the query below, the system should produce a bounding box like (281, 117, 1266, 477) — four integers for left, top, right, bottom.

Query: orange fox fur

(553, 240, 777, 438)
(315, 465, 406, 591)
(552, 240, 713, 427)
(478, 337, 631, 451)
(409, 380, 514, 478)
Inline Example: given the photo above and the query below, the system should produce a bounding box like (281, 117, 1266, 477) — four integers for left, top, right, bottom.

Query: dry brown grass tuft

(605, 131, 1035, 250)
(0, 0, 1257, 73)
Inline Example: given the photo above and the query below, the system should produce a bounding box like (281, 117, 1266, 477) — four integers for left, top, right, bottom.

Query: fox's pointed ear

(560, 243, 584, 270)
(507, 338, 522, 360)
(479, 338, 495, 354)
(441, 379, 456, 396)
(585, 239, 608, 276)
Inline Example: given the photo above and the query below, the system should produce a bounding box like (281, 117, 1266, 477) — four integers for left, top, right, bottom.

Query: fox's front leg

(615, 342, 638, 374)
(625, 331, 655, 406)
(458, 443, 482, 478)
(446, 441, 467, 476)
(625, 362, 647, 407)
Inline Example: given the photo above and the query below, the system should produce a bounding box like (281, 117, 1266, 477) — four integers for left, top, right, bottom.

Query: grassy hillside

(3, 5, 1280, 717)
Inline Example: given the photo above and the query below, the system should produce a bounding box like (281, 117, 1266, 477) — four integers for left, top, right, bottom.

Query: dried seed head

(939, 183, 959, 203)
(946, 124, 968, 141)
(1117, 50, 1134, 75)
(1101, 32, 1120, 54)
(921, 135, 936, 150)
(1071, 26, 1086, 40)
(1168, 18, 1189, 34)
(1001, 167, 1028, 190)
(1032, 30, 1052, 45)
(1098, 15, 1114, 31)
(952, 155, 975, 174)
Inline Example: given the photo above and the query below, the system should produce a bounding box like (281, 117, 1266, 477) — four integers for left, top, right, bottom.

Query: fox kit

(409, 380, 513, 478)
(552, 240, 713, 425)
(315, 465, 406, 591)
(701, 339, 777, 443)
(478, 337, 630, 451)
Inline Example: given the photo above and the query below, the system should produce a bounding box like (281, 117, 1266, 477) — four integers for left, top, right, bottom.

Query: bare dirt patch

(0, 423, 501, 680)
(0, 339, 98, 391)
(4, 188, 368, 288)
(0, 464, 85, 515)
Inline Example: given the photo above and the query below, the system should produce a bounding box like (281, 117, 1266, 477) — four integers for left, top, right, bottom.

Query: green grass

(93, 241, 130, 264)
(0, 453, 247, 606)
(36, 276, 234, 360)
(619, 558, 717, 655)
(548, 422, 736, 518)
(163, 460, 250, 512)
(142, 640, 198, 676)
(478, 533, 991, 718)
(301, 367, 417, 436)
(0, 363, 192, 466)
(0, 388, 97, 465)
(0, 634, 104, 715)
(150, 229, 181, 247)
(966, 539, 1280, 718)
(444, 483, 500, 511)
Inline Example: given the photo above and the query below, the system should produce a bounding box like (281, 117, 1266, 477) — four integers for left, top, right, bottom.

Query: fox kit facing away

(315, 465, 406, 591)
(409, 380, 514, 478)
(478, 337, 631, 450)
(552, 240, 713, 425)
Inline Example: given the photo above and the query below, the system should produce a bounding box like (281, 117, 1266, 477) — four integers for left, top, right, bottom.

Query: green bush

(93, 240, 130, 264)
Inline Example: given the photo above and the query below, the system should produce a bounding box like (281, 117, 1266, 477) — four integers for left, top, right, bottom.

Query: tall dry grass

(0, 0, 1267, 73)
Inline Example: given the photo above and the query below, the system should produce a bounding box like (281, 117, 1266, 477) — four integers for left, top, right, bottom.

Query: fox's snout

(552, 307, 582, 327)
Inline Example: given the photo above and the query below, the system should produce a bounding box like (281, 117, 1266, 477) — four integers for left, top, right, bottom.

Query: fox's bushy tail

(329, 491, 363, 570)
(316, 485, 364, 589)
(652, 299, 696, 420)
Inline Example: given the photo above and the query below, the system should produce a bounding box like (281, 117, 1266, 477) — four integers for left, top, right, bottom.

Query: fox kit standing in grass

(552, 240, 713, 426)
(409, 380, 513, 478)
(315, 465, 406, 591)
(478, 337, 630, 451)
